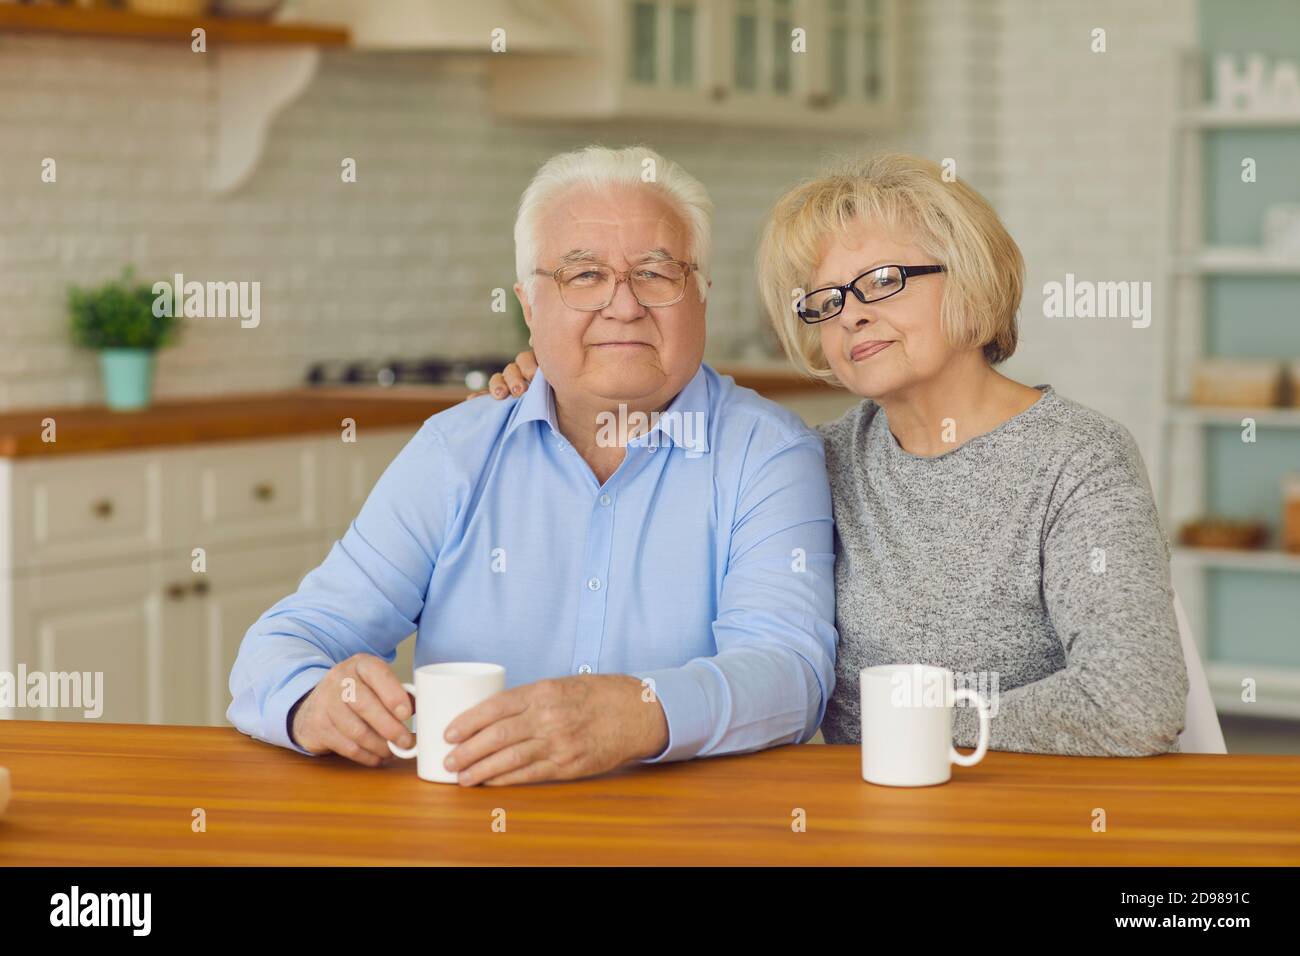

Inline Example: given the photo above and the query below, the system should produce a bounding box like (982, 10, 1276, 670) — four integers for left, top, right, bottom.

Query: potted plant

(68, 269, 179, 411)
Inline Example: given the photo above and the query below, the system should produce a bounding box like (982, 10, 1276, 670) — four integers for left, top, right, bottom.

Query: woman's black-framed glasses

(796, 264, 946, 324)
(534, 259, 699, 311)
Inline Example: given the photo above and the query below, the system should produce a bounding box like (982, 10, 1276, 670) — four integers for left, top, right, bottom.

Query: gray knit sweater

(816, 386, 1189, 756)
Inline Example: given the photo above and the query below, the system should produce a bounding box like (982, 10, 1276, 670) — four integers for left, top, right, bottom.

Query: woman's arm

(952, 424, 1189, 756)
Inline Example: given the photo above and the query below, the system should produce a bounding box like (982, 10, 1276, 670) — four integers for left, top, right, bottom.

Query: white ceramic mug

(388, 662, 506, 783)
(860, 663, 991, 787)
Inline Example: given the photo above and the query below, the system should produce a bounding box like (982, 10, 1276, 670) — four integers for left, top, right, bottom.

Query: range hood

(279, 0, 587, 53)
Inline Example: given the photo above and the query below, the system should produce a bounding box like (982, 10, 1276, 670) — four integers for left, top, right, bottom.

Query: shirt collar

(504, 363, 711, 456)
(634, 363, 711, 455)
(505, 364, 560, 439)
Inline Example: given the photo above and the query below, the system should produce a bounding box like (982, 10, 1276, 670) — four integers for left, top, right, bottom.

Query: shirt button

(577, 664, 593, 675)
(598, 493, 612, 506)
(586, 576, 601, 591)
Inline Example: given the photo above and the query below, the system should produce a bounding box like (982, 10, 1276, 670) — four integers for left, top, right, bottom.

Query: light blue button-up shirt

(228, 362, 837, 763)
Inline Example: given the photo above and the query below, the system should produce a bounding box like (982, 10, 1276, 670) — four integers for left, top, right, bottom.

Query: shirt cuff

(265, 666, 332, 755)
(631, 664, 716, 764)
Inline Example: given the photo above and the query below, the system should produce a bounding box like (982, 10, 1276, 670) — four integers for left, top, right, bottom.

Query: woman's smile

(850, 340, 894, 361)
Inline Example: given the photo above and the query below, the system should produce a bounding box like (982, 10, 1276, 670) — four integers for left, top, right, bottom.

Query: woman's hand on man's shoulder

(465, 350, 538, 400)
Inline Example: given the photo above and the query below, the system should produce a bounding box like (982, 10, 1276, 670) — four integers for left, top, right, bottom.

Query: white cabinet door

(167, 438, 324, 549)
(9, 452, 165, 572)
(328, 427, 418, 537)
(189, 540, 331, 727)
(9, 559, 169, 724)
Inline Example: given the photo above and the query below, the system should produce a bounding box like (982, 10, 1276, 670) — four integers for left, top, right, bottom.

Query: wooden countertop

(0, 366, 835, 458)
(1, 720, 1297, 865)
(0, 389, 458, 458)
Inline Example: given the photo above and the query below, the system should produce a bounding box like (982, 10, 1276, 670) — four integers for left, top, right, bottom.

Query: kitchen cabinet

(187, 541, 334, 727)
(489, 0, 900, 130)
(0, 427, 420, 726)
(9, 558, 166, 725)
(7, 453, 165, 573)
(175, 441, 323, 548)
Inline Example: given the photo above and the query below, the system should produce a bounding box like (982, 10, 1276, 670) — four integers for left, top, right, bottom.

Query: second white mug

(860, 663, 991, 787)
(388, 662, 506, 783)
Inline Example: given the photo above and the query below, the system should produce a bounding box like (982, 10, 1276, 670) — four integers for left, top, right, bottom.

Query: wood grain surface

(1, 721, 1296, 866)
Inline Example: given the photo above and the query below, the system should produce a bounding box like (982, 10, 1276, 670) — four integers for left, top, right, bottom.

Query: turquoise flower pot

(99, 348, 155, 411)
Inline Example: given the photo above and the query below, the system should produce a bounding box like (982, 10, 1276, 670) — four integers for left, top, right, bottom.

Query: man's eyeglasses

(796, 264, 946, 324)
(533, 259, 698, 311)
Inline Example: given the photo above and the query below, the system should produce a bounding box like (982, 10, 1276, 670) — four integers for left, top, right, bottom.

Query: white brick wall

(0, 0, 1197, 475)
(993, 0, 1197, 469)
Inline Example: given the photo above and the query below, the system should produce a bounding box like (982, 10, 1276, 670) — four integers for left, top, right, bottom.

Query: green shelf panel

(1207, 569, 1300, 668)
(1203, 130, 1300, 248)
(1205, 425, 1300, 522)
(1205, 276, 1300, 357)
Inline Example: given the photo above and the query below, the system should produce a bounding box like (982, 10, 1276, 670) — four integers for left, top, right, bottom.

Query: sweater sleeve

(951, 423, 1189, 756)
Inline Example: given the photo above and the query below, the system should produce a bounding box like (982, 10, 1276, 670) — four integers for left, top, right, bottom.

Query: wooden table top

(2, 721, 1297, 866)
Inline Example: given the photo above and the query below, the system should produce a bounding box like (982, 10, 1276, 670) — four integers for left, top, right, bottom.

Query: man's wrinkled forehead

(542, 202, 689, 264)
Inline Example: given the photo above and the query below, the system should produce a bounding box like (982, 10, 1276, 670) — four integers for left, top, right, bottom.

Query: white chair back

(1173, 590, 1227, 754)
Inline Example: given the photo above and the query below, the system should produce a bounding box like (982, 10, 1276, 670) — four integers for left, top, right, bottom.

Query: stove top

(305, 356, 516, 391)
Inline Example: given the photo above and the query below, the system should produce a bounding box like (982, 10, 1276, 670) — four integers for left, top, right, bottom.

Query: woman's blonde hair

(757, 152, 1023, 382)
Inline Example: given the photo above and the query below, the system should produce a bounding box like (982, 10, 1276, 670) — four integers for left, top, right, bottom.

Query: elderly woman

(490, 152, 1188, 756)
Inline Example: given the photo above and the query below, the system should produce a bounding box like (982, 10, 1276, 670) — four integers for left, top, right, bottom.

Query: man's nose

(601, 275, 647, 320)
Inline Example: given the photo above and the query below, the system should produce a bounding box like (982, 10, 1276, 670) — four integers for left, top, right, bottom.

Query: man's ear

(514, 282, 533, 334)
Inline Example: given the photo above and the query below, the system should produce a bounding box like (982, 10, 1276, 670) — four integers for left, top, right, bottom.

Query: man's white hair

(514, 144, 713, 304)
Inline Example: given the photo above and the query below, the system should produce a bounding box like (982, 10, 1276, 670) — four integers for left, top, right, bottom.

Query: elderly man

(227, 145, 837, 785)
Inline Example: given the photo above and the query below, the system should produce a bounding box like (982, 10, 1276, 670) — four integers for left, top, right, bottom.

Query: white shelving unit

(1159, 50, 1300, 721)
(1175, 245, 1300, 274)
(1173, 546, 1300, 574)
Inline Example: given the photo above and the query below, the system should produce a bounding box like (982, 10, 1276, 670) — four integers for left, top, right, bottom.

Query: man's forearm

(634, 644, 826, 763)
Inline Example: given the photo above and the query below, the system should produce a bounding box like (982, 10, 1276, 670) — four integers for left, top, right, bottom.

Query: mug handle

(387, 681, 418, 759)
(949, 688, 990, 768)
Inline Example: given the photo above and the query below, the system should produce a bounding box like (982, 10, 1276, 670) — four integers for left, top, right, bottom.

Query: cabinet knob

(165, 583, 187, 601)
(191, 579, 211, 596)
(252, 482, 275, 502)
(91, 498, 114, 519)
